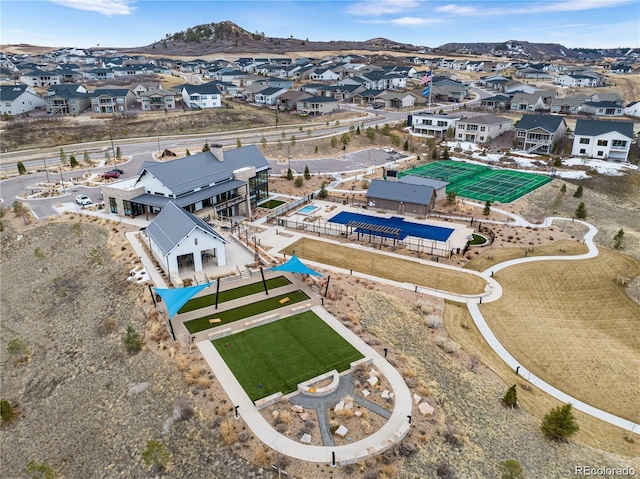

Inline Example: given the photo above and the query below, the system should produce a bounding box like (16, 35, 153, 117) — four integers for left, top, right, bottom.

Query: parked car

(102, 171, 120, 179)
(75, 194, 91, 206)
(109, 168, 124, 174)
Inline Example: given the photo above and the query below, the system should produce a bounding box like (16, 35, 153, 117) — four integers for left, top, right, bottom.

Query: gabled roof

(255, 87, 286, 96)
(0, 84, 36, 102)
(515, 114, 565, 133)
(146, 202, 228, 256)
(398, 175, 449, 190)
(582, 101, 623, 108)
(366, 179, 434, 205)
(457, 114, 512, 126)
(574, 119, 633, 138)
(299, 95, 338, 103)
(89, 88, 132, 98)
(511, 92, 544, 104)
(355, 89, 385, 97)
(481, 94, 511, 102)
(181, 82, 223, 95)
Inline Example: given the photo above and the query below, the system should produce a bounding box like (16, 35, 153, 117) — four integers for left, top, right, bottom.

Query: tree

(142, 439, 169, 471)
(356, 125, 361, 135)
(186, 149, 191, 156)
(381, 124, 391, 136)
(202, 143, 210, 152)
(236, 138, 242, 148)
(541, 403, 579, 441)
(115, 146, 121, 161)
(501, 459, 524, 479)
(286, 168, 293, 180)
(613, 229, 625, 249)
(17, 161, 26, 175)
(446, 191, 456, 205)
(431, 148, 439, 160)
(276, 140, 283, 150)
(441, 147, 450, 160)
(560, 183, 567, 194)
(69, 155, 78, 168)
(303, 165, 311, 180)
(83, 150, 91, 164)
(573, 185, 583, 198)
(575, 202, 587, 219)
(25, 460, 55, 479)
(365, 127, 375, 143)
(553, 156, 562, 167)
(330, 136, 338, 148)
(340, 132, 350, 147)
(314, 145, 318, 154)
(403, 139, 409, 151)
(260, 137, 267, 149)
(319, 182, 328, 198)
(123, 326, 143, 354)
(290, 135, 296, 146)
(59, 147, 67, 166)
(294, 176, 304, 187)
(483, 200, 491, 216)
(446, 126, 455, 138)
(502, 385, 517, 408)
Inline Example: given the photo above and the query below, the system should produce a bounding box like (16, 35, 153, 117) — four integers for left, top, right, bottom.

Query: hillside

(122, 20, 418, 56)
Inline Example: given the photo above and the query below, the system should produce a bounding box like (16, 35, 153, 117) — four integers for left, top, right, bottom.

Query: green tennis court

(399, 160, 550, 203)
(212, 311, 364, 401)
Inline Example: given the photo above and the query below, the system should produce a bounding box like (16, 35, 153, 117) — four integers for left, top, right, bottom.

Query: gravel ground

(0, 219, 267, 479)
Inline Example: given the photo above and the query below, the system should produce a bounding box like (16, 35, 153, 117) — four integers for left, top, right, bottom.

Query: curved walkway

(197, 306, 413, 464)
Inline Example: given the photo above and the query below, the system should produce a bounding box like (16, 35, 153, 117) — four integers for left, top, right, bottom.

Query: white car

(75, 194, 91, 206)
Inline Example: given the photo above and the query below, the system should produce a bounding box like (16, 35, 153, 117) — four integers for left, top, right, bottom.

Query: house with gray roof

(145, 201, 229, 282)
(571, 119, 634, 162)
(580, 101, 624, 117)
(396, 175, 449, 202)
(181, 83, 223, 109)
(455, 114, 513, 143)
(510, 92, 546, 112)
(45, 86, 91, 115)
(366, 179, 436, 216)
(514, 114, 567, 154)
(89, 88, 136, 113)
(19, 69, 62, 87)
(550, 95, 589, 114)
(296, 95, 339, 115)
(101, 144, 270, 220)
(0, 84, 46, 115)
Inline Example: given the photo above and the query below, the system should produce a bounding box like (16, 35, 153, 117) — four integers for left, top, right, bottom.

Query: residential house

(83, 68, 115, 80)
(351, 89, 386, 106)
(515, 67, 550, 79)
(580, 101, 624, 117)
(503, 81, 539, 94)
(308, 68, 340, 81)
(113, 65, 147, 77)
(131, 82, 162, 98)
(465, 61, 485, 72)
(254, 87, 287, 106)
(333, 84, 362, 101)
(549, 95, 588, 114)
(140, 90, 177, 111)
(19, 69, 62, 87)
(277, 90, 311, 111)
(296, 95, 339, 115)
(144, 201, 228, 282)
(514, 114, 567, 154)
(624, 101, 640, 119)
(455, 114, 512, 143)
(431, 78, 468, 102)
(54, 64, 83, 83)
(181, 83, 222, 109)
(571, 119, 634, 161)
(451, 60, 468, 71)
(365, 180, 436, 217)
(0, 84, 46, 115)
(480, 94, 511, 110)
(555, 74, 599, 87)
(482, 75, 511, 90)
(89, 88, 136, 113)
(510, 92, 546, 111)
(45, 85, 91, 114)
(101, 144, 271, 220)
(378, 91, 416, 109)
(589, 93, 622, 104)
(254, 79, 294, 90)
(610, 63, 632, 74)
(410, 113, 461, 137)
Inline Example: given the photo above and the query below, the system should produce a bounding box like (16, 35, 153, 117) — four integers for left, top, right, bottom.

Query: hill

(122, 20, 418, 56)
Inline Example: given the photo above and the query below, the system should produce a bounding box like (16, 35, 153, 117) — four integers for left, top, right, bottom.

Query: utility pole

(109, 127, 117, 168)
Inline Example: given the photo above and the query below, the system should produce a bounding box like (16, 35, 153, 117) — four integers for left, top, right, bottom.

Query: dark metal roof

(515, 114, 565, 133)
(398, 175, 449, 190)
(574, 119, 634, 138)
(145, 202, 227, 256)
(366, 179, 435, 205)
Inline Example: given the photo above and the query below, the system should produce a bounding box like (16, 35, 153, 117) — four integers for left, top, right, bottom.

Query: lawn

(178, 276, 292, 314)
(280, 238, 488, 295)
(183, 290, 310, 334)
(259, 199, 286, 209)
(480, 248, 640, 422)
(212, 311, 364, 401)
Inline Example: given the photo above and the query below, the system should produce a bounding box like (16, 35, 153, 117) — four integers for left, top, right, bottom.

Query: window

(194, 238, 198, 245)
(597, 139, 608, 146)
(122, 200, 132, 216)
(109, 197, 118, 214)
(579, 138, 590, 144)
(480, 126, 486, 131)
(458, 125, 465, 130)
(116, 98, 124, 103)
(579, 149, 586, 154)
(5, 102, 11, 107)
(480, 136, 485, 141)
(201, 95, 208, 100)
(597, 151, 604, 156)
(458, 133, 463, 138)
(517, 131, 526, 137)
(612, 140, 627, 148)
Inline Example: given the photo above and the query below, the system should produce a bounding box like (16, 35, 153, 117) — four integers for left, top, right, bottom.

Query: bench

(208, 327, 233, 341)
(291, 303, 312, 313)
(279, 297, 290, 304)
(209, 318, 221, 324)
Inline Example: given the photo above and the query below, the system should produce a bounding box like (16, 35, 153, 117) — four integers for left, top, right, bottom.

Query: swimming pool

(297, 205, 319, 215)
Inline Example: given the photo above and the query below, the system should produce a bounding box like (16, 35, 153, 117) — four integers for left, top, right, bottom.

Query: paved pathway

(197, 306, 412, 464)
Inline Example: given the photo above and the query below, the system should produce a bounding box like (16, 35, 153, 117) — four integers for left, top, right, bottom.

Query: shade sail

(269, 254, 323, 276)
(154, 283, 212, 318)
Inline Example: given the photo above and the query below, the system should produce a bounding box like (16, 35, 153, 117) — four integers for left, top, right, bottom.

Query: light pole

(59, 169, 66, 194)
(108, 127, 116, 168)
(43, 159, 50, 184)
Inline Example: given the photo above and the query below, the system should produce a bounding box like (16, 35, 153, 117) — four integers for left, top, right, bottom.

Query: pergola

(346, 221, 401, 245)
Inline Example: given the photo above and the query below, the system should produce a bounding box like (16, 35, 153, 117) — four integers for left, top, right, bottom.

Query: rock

(345, 401, 353, 409)
(334, 400, 345, 412)
(381, 390, 390, 399)
(272, 410, 279, 420)
(290, 405, 304, 413)
(389, 392, 394, 399)
(413, 393, 421, 404)
(300, 433, 312, 444)
(367, 376, 379, 387)
(419, 402, 434, 416)
(362, 389, 370, 398)
(127, 382, 151, 396)
(299, 412, 310, 421)
(335, 425, 348, 437)
(369, 369, 380, 377)
(354, 409, 363, 417)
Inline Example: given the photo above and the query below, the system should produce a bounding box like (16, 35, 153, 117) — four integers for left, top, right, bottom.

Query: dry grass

(464, 239, 589, 272)
(219, 420, 237, 445)
(280, 237, 488, 295)
(443, 300, 640, 457)
(480, 248, 640, 421)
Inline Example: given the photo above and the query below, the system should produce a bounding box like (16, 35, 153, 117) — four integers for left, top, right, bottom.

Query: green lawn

(184, 290, 310, 334)
(178, 276, 292, 314)
(212, 311, 364, 401)
(259, 199, 286, 209)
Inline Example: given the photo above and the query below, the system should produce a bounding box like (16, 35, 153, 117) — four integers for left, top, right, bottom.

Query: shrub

(501, 459, 524, 479)
(436, 459, 453, 478)
(142, 439, 169, 471)
(541, 403, 579, 441)
(25, 460, 54, 479)
(575, 202, 587, 219)
(1, 400, 17, 423)
(483, 200, 491, 216)
(573, 185, 583, 198)
(123, 326, 143, 354)
(286, 168, 293, 180)
(219, 420, 237, 444)
(7, 338, 30, 363)
(446, 191, 456, 204)
(252, 447, 271, 467)
(202, 143, 210, 152)
(294, 176, 304, 187)
(318, 182, 328, 199)
(560, 183, 566, 194)
(17, 162, 26, 175)
(304, 165, 311, 179)
(426, 317, 443, 329)
(502, 385, 518, 408)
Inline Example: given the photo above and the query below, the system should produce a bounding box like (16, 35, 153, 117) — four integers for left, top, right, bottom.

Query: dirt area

(480, 248, 640, 422)
(259, 403, 323, 447)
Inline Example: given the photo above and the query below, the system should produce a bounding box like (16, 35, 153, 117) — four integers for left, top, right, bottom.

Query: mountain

(436, 40, 640, 61)
(123, 21, 418, 56)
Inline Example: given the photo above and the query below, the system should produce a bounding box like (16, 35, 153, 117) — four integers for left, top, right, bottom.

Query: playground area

(399, 160, 551, 203)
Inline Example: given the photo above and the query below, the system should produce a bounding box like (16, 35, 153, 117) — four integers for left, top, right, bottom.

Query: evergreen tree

(330, 136, 338, 148)
(69, 155, 78, 168)
(613, 228, 625, 249)
(202, 143, 210, 152)
(260, 137, 267, 149)
(236, 138, 242, 148)
(356, 125, 361, 135)
(314, 145, 318, 154)
(403, 139, 409, 151)
(483, 200, 491, 216)
(186, 149, 191, 156)
(560, 184, 566, 194)
(115, 146, 121, 160)
(286, 168, 293, 180)
(502, 385, 518, 408)
(303, 165, 311, 180)
(446, 191, 457, 205)
(142, 439, 169, 471)
(318, 182, 328, 198)
(441, 147, 450, 160)
(294, 176, 303, 187)
(431, 148, 438, 160)
(123, 326, 143, 354)
(59, 147, 67, 166)
(575, 202, 587, 219)
(17, 162, 26, 175)
(541, 403, 579, 441)
(573, 185, 583, 198)
(83, 150, 91, 164)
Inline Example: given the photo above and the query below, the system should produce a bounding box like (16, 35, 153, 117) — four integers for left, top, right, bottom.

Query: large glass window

(109, 197, 118, 214)
(122, 200, 132, 216)
(580, 138, 590, 144)
(597, 139, 608, 146)
(612, 140, 627, 148)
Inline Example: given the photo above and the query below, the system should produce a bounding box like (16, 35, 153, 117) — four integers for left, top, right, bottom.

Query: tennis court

(399, 160, 550, 203)
(329, 211, 454, 242)
(452, 170, 551, 203)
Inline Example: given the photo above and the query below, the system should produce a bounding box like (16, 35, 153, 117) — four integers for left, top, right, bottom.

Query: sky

(1, 0, 639, 50)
